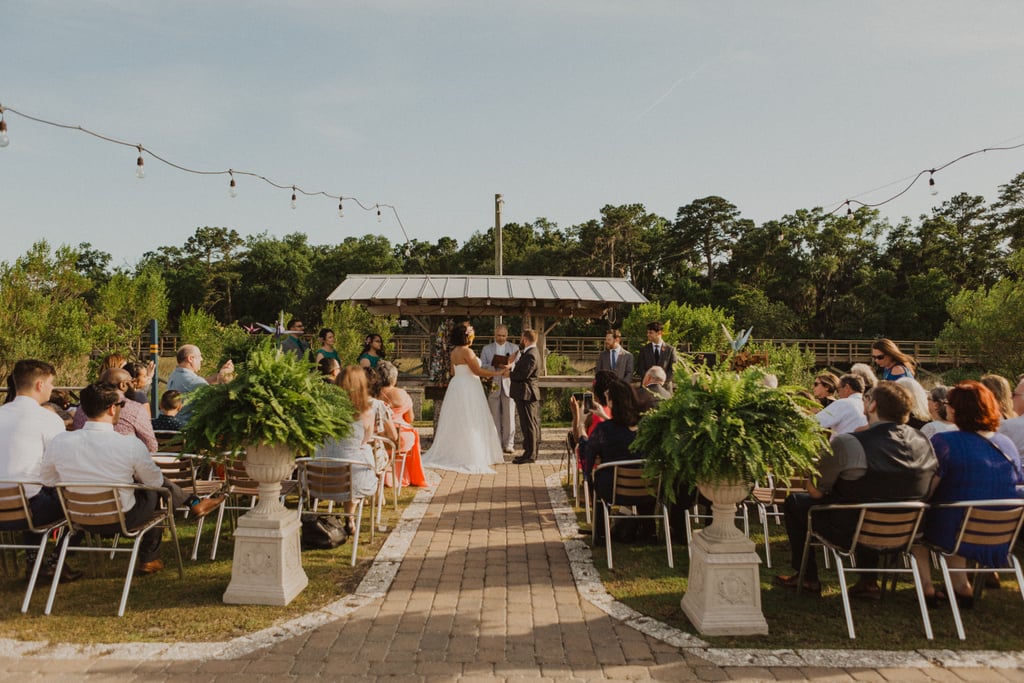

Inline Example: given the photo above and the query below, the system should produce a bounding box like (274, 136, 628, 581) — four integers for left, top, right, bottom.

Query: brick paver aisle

(3, 438, 1021, 681)
(242, 462, 702, 681)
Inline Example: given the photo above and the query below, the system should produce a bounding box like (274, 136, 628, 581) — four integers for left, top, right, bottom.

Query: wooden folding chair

(200, 455, 297, 560)
(296, 457, 372, 566)
(592, 459, 673, 570)
(47, 482, 184, 617)
(798, 500, 932, 639)
(0, 481, 69, 613)
(747, 475, 811, 568)
(926, 498, 1024, 640)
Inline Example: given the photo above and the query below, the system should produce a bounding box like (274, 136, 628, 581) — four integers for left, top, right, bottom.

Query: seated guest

(848, 362, 878, 394)
(922, 385, 958, 438)
(122, 362, 151, 405)
(377, 361, 428, 488)
(71, 368, 158, 453)
(318, 357, 341, 383)
(814, 374, 868, 437)
(998, 376, 1024, 453)
(40, 382, 172, 575)
(151, 390, 186, 432)
(776, 381, 937, 594)
(896, 376, 932, 430)
(571, 376, 649, 541)
(912, 381, 1024, 606)
(0, 359, 81, 582)
(639, 366, 672, 410)
(314, 367, 381, 533)
(812, 373, 841, 410)
(981, 374, 1018, 420)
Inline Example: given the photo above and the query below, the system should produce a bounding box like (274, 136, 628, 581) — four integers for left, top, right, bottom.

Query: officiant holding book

(480, 325, 519, 454)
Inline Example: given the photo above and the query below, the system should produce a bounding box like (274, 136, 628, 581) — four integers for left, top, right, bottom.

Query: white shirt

(999, 415, 1024, 454)
(0, 395, 67, 497)
(40, 422, 164, 511)
(815, 394, 867, 436)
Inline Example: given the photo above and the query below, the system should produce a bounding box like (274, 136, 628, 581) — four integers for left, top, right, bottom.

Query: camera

(572, 391, 594, 410)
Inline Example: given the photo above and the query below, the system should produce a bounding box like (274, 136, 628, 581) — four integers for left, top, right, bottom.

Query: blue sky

(3, 1, 1023, 268)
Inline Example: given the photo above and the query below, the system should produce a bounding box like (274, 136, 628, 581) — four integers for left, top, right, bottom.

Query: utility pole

(495, 193, 504, 326)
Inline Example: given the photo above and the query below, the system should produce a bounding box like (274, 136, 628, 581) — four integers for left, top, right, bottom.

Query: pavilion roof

(326, 274, 647, 318)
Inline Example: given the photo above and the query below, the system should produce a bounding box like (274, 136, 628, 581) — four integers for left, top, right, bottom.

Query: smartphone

(572, 391, 594, 410)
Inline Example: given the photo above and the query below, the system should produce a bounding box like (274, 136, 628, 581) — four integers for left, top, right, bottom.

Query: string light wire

(827, 138, 1024, 216)
(0, 102, 415, 250)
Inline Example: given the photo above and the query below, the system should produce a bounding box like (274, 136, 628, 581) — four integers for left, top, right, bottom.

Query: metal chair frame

(296, 457, 371, 566)
(798, 500, 932, 639)
(592, 459, 673, 570)
(0, 481, 69, 613)
(926, 498, 1024, 640)
(47, 482, 184, 617)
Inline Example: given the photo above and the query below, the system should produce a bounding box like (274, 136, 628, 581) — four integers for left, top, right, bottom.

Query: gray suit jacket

(596, 348, 634, 381)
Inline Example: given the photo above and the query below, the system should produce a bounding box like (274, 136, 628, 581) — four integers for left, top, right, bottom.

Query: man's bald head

(100, 367, 132, 386)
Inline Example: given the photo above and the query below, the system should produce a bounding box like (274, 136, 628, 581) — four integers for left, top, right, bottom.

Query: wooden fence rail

(135, 336, 974, 369)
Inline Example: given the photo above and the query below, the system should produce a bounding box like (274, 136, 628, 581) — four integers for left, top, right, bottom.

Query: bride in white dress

(422, 322, 507, 474)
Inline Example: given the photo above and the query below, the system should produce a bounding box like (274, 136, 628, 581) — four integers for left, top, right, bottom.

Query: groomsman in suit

(509, 329, 541, 464)
(595, 329, 633, 381)
(480, 325, 518, 454)
(637, 321, 678, 389)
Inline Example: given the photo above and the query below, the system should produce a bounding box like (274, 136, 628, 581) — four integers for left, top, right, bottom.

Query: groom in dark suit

(509, 329, 541, 464)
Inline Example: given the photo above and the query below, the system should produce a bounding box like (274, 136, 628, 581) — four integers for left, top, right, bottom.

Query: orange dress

(385, 389, 428, 487)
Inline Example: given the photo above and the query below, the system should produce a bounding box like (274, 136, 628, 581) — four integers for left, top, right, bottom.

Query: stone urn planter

(222, 443, 306, 606)
(633, 356, 827, 636)
(681, 480, 767, 635)
(182, 339, 355, 606)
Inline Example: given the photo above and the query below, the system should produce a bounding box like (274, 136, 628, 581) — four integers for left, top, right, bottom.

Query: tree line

(3, 171, 1023, 381)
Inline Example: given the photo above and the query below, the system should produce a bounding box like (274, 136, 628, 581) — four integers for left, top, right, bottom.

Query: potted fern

(183, 337, 353, 606)
(633, 359, 826, 635)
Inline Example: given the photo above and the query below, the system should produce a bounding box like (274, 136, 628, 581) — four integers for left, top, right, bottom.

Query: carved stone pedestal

(222, 444, 308, 606)
(681, 482, 769, 635)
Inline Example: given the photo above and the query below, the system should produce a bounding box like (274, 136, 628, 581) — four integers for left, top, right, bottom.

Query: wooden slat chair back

(47, 482, 183, 617)
(798, 501, 932, 640)
(747, 474, 823, 570)
(153, 430, 182, 453)
(296, 458, 367, 566)
(200, 454, 298, 561)
(927, 499, 1024, 640)
(592, 459, 673, 570)
(0, 481, 69, 613)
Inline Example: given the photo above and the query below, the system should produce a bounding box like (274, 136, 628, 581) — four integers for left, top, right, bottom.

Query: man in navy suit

(595, 329, 633, 381)
(509, 329, 541, 464)
(636, 321, 678, 389)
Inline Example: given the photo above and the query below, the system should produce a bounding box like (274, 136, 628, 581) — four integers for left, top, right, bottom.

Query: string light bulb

(377, 205, 382, 223)
(228, 170, 237, 198)
(845, 201, 852, 217)
(290, 186, 297, 209)
(338, 198, 344, 218)
(928, 170, 938, 196)
(0, 111, 9, 148)
(135, 145, 145, 179)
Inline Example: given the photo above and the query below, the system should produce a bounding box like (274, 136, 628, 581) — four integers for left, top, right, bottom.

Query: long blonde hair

(981, 374, 1017, 419)
(337, 365, 371, 414)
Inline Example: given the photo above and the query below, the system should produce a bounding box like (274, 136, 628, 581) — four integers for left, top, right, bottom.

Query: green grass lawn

(584, 509, 1024, 649)
(0, 486, 417, 644)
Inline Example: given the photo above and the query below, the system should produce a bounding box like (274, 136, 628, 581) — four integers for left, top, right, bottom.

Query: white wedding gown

(422, 364, 505, 474)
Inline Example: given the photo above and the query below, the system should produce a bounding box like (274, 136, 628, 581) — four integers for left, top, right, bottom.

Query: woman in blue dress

(871, 338, 916, 380)
(912, 380, 1024, 606)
